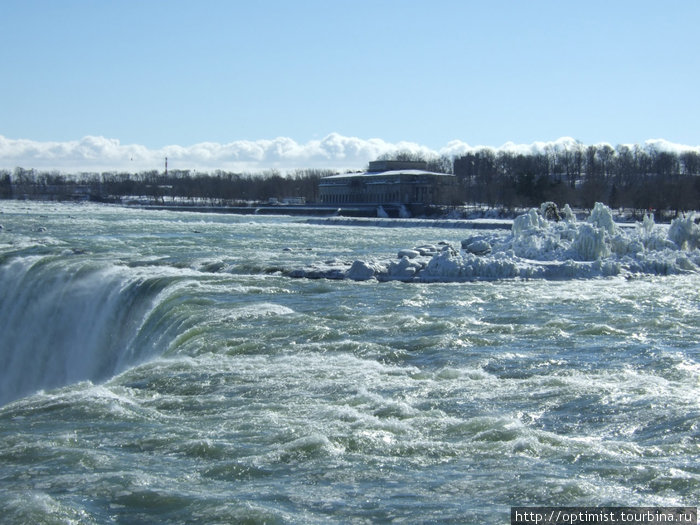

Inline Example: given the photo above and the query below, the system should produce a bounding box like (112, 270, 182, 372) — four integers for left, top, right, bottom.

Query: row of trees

(2, 143, 699, 214)
(452, 144, 700, 214)
(1, 168, 333, 205)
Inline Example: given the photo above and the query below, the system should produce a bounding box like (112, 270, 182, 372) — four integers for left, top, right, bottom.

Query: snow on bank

(307, 217, 513, 230)
(288, 203, 700, 282)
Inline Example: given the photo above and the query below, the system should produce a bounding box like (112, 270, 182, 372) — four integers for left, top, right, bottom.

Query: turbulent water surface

(0, 201, 698, 524)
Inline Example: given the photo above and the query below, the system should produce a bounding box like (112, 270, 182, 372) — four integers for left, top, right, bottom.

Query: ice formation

(288, 202, 700, 282)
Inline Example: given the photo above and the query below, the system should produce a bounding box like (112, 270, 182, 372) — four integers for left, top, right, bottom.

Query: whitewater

(0, 201, 698, 524)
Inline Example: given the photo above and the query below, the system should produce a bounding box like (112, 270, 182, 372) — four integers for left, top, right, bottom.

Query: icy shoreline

(288, 203, 700, 282)
(307, 217, 514, 230)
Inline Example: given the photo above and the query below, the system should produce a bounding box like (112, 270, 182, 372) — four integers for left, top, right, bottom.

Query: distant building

(319, 160, 457, 206)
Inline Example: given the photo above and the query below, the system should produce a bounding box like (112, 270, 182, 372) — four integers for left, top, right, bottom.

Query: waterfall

(0, 254, 192, 405)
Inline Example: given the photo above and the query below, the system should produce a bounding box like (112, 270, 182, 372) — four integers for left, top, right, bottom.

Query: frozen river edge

(290, 203, 700, 282)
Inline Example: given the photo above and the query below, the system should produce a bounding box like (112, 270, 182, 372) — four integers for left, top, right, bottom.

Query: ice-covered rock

(573, 223, 610, 261)
(415, 245, 438, 256)
(588, 201, 617, 235)
(346, 260, 385, 281)
(461, 236, 492, 256)
(561, 204, 576, 222)
(423, 250, 464, 280)
(512, 208, 545, 239)
(669, 213, 700, 250)
(640, 213, 655, 238)
(387, 256, 425, 281)
(397, 249, 421, 259)
(439, 243, 459, 256)
(632, 213, 676, 252)
(610, 234, 643, 257)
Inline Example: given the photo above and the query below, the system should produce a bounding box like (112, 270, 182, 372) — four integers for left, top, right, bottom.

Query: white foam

(229, 303, 296, 319)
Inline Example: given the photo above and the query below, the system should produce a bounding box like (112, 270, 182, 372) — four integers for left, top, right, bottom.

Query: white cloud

(1, 134, 698, 174)
(641, 138, 700, 155)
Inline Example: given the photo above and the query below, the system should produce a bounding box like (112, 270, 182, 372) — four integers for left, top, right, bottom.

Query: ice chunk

(561, 204, 576, 223)
(512, 208, 545, 238)
(462, 237, 492, 256)
(588, 202, 617, 235)
(346, 260, 385, 281)
(573, 223, 610, 261)
(397, 249, 421, 259)
(387, 256, 424, 281)
(611, 234, 643, 257)
(415, 245, 438, 256)
(423, 250, 464, 280)
(640, 213, 655, 238)
(669, 213, 700, 250)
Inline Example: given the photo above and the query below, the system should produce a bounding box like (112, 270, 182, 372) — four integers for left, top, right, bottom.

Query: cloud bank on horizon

(1, 133, 699, 175)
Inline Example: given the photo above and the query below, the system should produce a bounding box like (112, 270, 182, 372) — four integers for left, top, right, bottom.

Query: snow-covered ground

(307, 216, 513, 230)
(289, 202, 700, 282)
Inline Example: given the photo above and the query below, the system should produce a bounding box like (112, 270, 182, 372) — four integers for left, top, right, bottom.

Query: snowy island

(287, 203, 700, 282)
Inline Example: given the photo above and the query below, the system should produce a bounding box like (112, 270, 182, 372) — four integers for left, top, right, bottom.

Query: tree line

(0, 168, 333, 206)
(452, 143, 700, 215)
(2, 142, 699, 215)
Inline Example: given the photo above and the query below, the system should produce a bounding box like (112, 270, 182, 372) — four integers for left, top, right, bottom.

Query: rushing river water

(0, 201, 698, 524)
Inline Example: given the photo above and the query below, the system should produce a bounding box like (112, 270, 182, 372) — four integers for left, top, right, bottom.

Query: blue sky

(1, 0, 699, 172)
